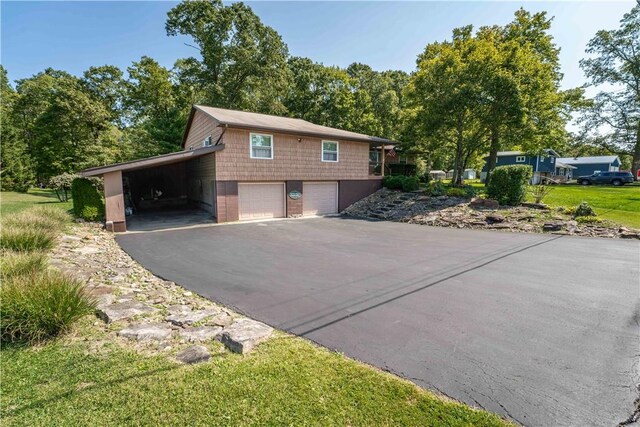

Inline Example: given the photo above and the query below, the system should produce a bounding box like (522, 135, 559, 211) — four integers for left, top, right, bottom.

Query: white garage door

(303, 182, 338, 216)
(238, 183, 285, 220)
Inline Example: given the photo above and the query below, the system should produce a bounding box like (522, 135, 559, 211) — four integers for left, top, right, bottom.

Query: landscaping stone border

(51, 223, 274, 362)
(343, 188, 640, 239)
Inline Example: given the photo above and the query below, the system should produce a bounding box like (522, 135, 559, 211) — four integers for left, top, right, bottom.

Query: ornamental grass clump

(0, 251, 48, 280)
(0, 224, 57, 252)
(0, 270, 96, 344)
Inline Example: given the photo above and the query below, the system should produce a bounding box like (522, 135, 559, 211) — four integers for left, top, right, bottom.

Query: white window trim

(203, 136, 212, 147)
(516, 156, 526, 163)
(249, 132, 274, 160)
(321, 140, 339, 163)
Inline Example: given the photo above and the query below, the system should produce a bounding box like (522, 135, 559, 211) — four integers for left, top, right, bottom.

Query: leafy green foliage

(486, 165, 533, 205)
(576, 215, 603, 224)
(71, 178, 105, 221)
(579, 4, 640, 177)
(574, 201, 596, 217)
(428, 181, 447, 196)
(446, 187, 467, 198)
(383, 175, 419, 192)
(0, 270, 96, 344)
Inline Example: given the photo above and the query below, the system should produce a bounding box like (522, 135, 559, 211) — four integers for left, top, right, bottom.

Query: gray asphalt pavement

(116, 217, 640, 426)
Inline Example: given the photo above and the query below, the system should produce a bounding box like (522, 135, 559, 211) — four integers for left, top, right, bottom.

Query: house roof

(556, 155, 620, 165)
(555, 162, 577, 169)
(495, 149, 561, 157)
(184, 105, 394, 146)
(80, 145, 224, 177)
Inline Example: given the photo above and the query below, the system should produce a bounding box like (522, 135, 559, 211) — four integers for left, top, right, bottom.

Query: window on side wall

(369, 150, 379, 163)
(322, 141, 339, 162)
(250, 133, 273, 159)
(516, 156, 526, 162)
(399, 155, 407, 164)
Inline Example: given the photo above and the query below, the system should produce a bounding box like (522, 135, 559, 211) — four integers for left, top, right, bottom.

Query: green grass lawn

(1, 330, 509, 427)
(528, 184, 640, 228)
(1, 188, 72, 216)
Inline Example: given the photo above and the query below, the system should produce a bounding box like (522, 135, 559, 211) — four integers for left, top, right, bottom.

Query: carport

(81, 145, 224, 232)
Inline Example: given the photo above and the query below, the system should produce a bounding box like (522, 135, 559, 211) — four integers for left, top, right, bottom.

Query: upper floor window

(322, 141, 339, 162)
(203, 136, 212, 147)
(250, 133, 273, 159)
(516, 156, 526, 162)
(540, 156, 545, 162)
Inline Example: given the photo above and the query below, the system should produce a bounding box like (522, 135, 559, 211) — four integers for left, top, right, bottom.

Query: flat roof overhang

(80, 145, 224, 177)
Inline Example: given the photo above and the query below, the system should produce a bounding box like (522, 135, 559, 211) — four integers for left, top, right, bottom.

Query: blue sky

(1, 1, 635, 93)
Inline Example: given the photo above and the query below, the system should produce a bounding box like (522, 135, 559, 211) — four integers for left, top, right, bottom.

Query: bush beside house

(487, 165, 533, 206)
(71, 177, 105, 221)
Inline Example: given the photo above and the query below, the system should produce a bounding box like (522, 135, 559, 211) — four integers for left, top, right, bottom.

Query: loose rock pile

(51, 224, 273, 364)
(343, 188, 640, 239)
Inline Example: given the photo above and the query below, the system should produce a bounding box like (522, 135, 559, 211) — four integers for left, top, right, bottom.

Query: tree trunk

(452, 118, 464, 186)
(633, 121, 640, 181)
(484, 126, 500, 187)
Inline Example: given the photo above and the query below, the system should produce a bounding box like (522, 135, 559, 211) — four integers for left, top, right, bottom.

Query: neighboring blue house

(555, 156, 621, 177)
(481, 149, 572, 184)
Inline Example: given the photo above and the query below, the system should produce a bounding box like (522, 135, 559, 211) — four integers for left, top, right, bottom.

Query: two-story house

(480, 149, 573, 184)
(81, 105, 392, 232)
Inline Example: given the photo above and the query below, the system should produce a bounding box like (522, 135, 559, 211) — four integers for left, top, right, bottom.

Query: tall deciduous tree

(166, 0, 291, 114)
(580, 4, 640, 177)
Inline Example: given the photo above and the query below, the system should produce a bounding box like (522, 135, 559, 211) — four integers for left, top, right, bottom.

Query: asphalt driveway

(117, 217, 640, 426)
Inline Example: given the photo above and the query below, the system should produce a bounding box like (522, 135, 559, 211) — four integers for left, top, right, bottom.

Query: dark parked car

(577, 171, 634, 186)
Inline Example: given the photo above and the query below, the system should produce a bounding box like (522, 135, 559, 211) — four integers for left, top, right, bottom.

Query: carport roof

(185, 105, 395, 146)
(80, 144, 224, 177)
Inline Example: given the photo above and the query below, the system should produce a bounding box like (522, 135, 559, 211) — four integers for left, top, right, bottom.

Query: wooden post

(380, 143, 385, 177)
(103, 170, 126, 232)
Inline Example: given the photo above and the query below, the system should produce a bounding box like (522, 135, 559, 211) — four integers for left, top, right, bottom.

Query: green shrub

(383, 175, 420, 192)
(574, 201, 596, 217)
(0, 251, 48, 280)
(446, 187, 467, 198)
(72, 178, 105, 221)
(575, 215, 603, 224)
(486, 165, 533, 206)
(563, 206, 577, 216)
(463, 185, 477, 198)
(0, 224, 57, 252)
(1, 270, 96, 344)
(428, 181, 446, 196)
(401, 176, 420, 192)
(418, 172, 432, 184)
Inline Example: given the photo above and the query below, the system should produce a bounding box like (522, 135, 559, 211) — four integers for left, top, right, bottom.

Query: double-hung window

(250, 133, 273, 159)
(322, 141, 339, 162)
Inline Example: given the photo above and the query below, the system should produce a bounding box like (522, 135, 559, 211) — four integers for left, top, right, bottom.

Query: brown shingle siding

(216, 129, 369, 181)
(184, 110, 223, 151)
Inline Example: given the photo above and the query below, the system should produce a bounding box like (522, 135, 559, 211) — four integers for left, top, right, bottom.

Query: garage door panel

(238, 183, 285, 220)
(303, 182, 338, 216)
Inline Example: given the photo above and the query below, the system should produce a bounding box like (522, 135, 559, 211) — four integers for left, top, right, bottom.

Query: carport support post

(103, 170, 126, 232)
(380, 143, 385, 177)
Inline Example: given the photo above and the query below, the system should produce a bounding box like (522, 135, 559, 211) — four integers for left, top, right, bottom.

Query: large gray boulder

(97, 300, 157, 323)
(176, 345, 211, 364)
(220, 318, 273, 354)
(166, 306, 222, 327)
(179, 326, 222, 343)
(118, 323, 173, 341)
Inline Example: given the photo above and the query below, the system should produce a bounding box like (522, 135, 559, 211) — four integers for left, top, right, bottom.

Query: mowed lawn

(1, 188, 72, 216)
(0, 191, 510, 427)
(532, 184, 640, 228)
